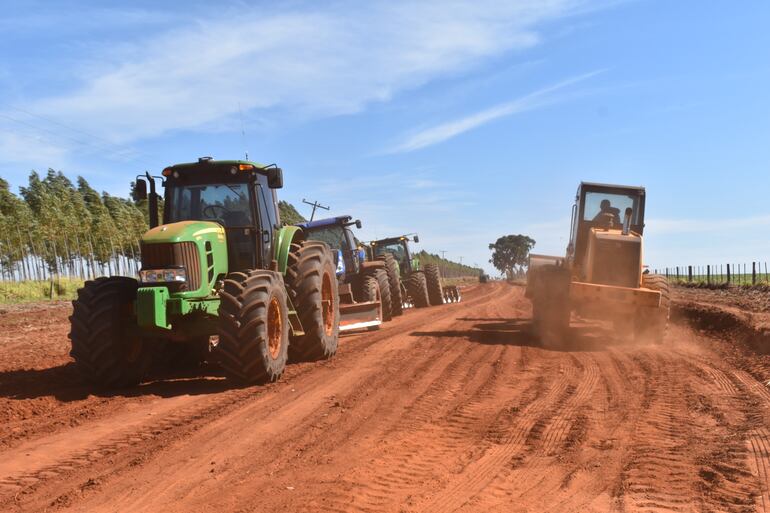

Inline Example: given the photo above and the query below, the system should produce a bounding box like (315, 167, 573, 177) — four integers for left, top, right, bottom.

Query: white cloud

(387, 70, 604, 153)
(7, 0, 590, 147)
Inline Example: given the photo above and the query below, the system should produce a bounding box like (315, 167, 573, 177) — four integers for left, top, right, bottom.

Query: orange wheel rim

(267, 296, 282, 359)
(321, 272, 335, 336)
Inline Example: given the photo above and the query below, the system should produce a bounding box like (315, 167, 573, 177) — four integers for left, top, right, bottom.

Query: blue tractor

(297, 216, 396, 331)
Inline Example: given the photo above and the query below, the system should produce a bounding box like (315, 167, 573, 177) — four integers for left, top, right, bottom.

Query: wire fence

(654, 262, 770, 286)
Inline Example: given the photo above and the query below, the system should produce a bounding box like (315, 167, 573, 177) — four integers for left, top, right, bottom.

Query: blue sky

(1, 0, 769, 274)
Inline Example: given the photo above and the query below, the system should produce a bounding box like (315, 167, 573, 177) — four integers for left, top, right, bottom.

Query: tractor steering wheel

(202, 204, 231, 219)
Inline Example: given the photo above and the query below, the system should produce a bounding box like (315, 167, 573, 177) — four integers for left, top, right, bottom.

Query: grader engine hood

(584, 228, 642, 288)
(140, 220, 228, 297)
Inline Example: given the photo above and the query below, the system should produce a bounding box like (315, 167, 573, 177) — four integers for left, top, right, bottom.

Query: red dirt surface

(1, 282, 769, 512)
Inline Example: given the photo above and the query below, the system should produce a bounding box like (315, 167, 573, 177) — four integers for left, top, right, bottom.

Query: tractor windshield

(373, 242, 408, 267)
(167, 183, 253, 227)
(305, 225, 347, 251)
(583, 191, 642, 226)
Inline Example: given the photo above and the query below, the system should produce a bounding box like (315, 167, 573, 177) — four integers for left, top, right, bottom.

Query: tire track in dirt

(412, 349, 583, 513)
(0, 285, 500, 509)
(616, 351, 699, 513)
(311, 288, 527, 513)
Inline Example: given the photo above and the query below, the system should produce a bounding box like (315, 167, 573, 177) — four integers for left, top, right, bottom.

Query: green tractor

(368, 234, 461, 309)
(68, 157, 340, 387)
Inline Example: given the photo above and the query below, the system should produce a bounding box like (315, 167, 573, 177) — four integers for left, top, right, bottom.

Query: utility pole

(440, 250, 447, 260)
(302, 199, 330, 221)
(459, 256, 463, 265)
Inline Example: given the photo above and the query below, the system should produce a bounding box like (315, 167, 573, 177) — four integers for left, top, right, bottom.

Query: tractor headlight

(335, 250, 345, 276)
(139, 268, 187, 284)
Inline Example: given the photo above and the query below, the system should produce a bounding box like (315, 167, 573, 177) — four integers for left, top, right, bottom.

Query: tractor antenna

(238, 102, 248, 161)
(302, 198, 330, 221)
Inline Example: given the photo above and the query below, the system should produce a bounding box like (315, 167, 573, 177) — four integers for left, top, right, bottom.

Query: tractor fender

(274, 225, 304, 274)
(360, 261, 385, 271)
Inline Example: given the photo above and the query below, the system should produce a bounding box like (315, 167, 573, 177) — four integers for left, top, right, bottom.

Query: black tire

(69, 276, 156, 387)
(369, 268, 393, 321)
(216, 270, 289, 383)
(529, 266, 571, 350)
(286, 240, 340, 361)
(355, 274, 383, 330)
(424, 263, 444, 306)
(635, 274, 671, 344)
(407, 271, 430, 308)
(377, 253, 403, 317)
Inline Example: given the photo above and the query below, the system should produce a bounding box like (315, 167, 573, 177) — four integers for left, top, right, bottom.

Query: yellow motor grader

(525, 182, 670, 348)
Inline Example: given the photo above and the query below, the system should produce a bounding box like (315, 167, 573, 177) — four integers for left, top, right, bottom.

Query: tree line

(0, 170, 147, 281)
(0, 169, 480, 282)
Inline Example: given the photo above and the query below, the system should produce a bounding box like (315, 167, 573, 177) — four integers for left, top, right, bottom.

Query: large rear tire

(69, 277, 156, 387)
(407, 271, 430, 308)
(377, 253, 403, 317)
(424, 263, 444, 306)
(286, 241, 340, 361)
(217, 270, 289, 383)
(635, 274, 671, 344)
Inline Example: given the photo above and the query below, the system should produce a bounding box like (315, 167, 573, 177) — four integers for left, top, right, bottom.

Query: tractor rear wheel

(286, 241, 340, 361)
(407, 271, 430, 308)
(635, 274, 671, 344)
(217, 270, 289, 383)
(424, 263, 444, 306)
(378, 253, 403, 317)
(69, 276, 156, 387)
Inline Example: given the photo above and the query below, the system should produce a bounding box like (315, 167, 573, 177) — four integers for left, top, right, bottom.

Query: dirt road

(1, 282, 769, 512)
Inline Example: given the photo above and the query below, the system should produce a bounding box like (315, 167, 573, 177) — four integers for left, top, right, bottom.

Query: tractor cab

(567, 182, 646, 288)
(369, 234, 419, 275)
(136, 157, 284, 276)
(296, 216, 364, 279)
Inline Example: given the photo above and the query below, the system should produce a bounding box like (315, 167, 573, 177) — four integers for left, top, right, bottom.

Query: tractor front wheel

(286, 241, 341, 361)
(408, 271, 430, 308)
(368, 268, 393, 321)
(378, 253, 403, 317)
(634, 274, 671, 344)
(69, 277, 156, 387)
(217, 270, 289, 383)
(424, 263, 444, 306)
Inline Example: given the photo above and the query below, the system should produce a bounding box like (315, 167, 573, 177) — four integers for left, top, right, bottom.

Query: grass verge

(0, 278, 84, 304)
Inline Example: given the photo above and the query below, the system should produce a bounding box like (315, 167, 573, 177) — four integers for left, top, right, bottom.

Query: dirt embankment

(0, 282, 769, 512)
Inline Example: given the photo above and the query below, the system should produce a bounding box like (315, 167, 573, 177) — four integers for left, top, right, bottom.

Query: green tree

(489, 234, 536, 279)
(278, 200, 306, 225)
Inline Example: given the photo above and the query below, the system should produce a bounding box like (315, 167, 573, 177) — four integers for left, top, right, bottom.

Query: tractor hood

(142, 220, 225, 244)
(140, 220, 228, 299)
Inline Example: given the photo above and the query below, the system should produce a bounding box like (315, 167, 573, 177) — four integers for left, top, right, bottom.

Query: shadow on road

(0, 361, 242, 402)
(412, 316, 628, 352)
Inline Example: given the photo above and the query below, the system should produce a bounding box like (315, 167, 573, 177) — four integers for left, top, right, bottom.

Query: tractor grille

(590, 238, 640, 288)
(140, 242, 201, 292)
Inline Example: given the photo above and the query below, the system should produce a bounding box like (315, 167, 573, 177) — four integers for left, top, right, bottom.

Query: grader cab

(526, 182, 670, 347)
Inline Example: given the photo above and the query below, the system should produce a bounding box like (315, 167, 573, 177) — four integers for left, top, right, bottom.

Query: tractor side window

(256, 176, 278, 231)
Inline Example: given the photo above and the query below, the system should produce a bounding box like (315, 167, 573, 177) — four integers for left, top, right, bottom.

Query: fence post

(707, 265, 710, 284)
(727, 263, 731, 284)
(688, 265, 692, 282)
(752, 262, 757, 285)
